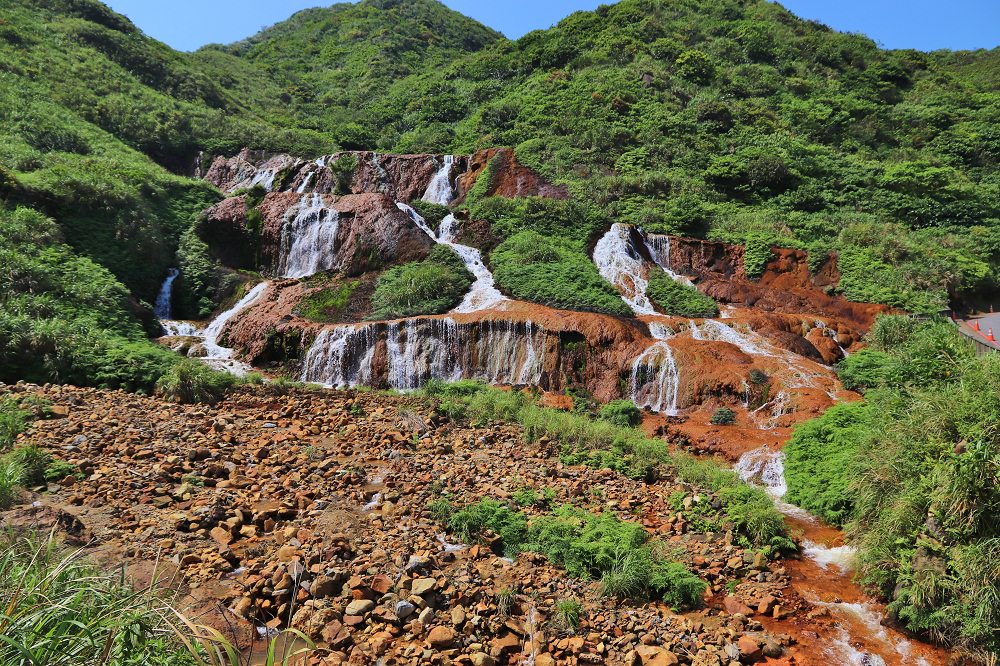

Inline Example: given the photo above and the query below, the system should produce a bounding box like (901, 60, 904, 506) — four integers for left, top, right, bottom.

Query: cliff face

(663, 237, 889, 329)
(184, 148, 884, 428)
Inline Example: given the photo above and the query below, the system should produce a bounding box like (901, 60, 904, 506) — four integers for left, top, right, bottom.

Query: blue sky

(104, 0, 1000, 53)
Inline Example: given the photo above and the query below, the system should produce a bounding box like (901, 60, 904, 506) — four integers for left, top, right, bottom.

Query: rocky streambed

(0, 381, 889, 666)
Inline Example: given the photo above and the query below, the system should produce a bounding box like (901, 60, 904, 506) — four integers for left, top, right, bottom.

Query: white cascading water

(155, 268, 179, 319)
(592, 226, 683, 413)
(300, 318, 546, 390)
(593, 224, 657, 315)
(296, 171, 315, 194)
(299, 324, 379, 388)
(735, 446, 928, 666)
(421, 155, 455, 205)
(200, 282, 269, 374)
(395, 203, 508, 313)
(155, 269, 200, 337)
(643, 234, 694, 286)
(278, 193, 341, 278)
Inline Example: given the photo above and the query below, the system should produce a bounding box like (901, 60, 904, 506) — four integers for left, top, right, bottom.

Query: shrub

(553, 598, 582, 632)
(646, 274, 719, 317)
(8, 445, 52, 487)
(597, 399, 641, 428)
(710, 407, 736, 425)
(784, 402, 870, 526)
(491, 231, 631, 316)
(369, 246, 472, 319)
(155, 359, 236, 404)
(447, 499, 529, 556)
(410, 200, 450, 232)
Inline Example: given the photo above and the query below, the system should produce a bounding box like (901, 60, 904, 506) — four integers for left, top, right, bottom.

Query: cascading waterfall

(300, 318, 546, 390)
(395, 203, 507, 313)
(421, 155, 455, 205)
(643, 234, 694, 286)
(630, 338, 681, 415)
(593, 224, 657, 315)
(278, 193, 340, 278)
(201, 282, 269, 371)
(299, 324, 379, 388)
(296, 171, 315, 194)
(155, 269, 179, 319)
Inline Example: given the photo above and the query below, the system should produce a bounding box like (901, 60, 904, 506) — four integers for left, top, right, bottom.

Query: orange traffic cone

(972, 320, 980, 331)
(988, 328, 995, 342)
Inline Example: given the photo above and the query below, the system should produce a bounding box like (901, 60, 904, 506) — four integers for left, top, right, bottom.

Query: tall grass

(0, 531, 312, 666)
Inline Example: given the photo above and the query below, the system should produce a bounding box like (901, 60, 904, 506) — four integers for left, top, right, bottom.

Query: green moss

(369, 245, 473, 319)
(296, 280, 361, 323)
(491, 231, 630, 316)
(647, 274, 719, 317)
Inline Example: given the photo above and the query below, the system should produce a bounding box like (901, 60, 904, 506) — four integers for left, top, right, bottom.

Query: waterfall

(734, 446, 788, 498)
(278, 193, 340, 278)
(249, 167, 279, 191)
(689, 319, 771, 356)
(296, 171, 315, 194)
(202, 282, 268, 363)
(299, 324, 379, 388)
(395, 204, 508, 313)
(593, 224, 656, 315)
(630, 339, 680, 415)
(154, 269, 180, 320)
(421, 155, 455, 205)
(300, 318, 546, 390)
(643, 234, 694, 286)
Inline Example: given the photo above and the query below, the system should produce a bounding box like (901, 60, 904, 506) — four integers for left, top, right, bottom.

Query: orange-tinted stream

(654, 412, 954, 666)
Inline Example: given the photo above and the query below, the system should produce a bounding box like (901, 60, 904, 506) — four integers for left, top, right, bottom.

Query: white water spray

(422, 155, 455, 205)
(278, 193, 340, 278)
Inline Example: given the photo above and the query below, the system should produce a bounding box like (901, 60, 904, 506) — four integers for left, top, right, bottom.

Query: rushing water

(197, 282, 269, 375)
(300, 317, 546, 390)
(643, 234, 694, 286)
(593, 224, 657, 315)
(278, 193, 341, 278)
(395, 203, 508, 313)
(735, 446, 934, 666)
(422, 155, 454, 205)
(154, 269, 179, 319)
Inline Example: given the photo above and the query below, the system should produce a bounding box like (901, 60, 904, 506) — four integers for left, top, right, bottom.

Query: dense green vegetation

(0, 206, 181, 391)
(213, 0, 1000, 313)
(785, 315, 999, 657)
(444, 498, 706, 607)
(491, 231, 631, 315)
(369, 245, 473, 319)
(421, 380, 792, 553)
(648, 273, 720, 317)
(295, 280, 362, 323)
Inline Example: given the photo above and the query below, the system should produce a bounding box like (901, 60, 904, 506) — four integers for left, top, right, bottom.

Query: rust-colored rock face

(456, 148, 568, 201)
(662, 237, 889, 329)
(201, 192, 435, 278)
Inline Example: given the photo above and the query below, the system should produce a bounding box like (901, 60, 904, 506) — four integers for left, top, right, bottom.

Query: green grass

(0, 398, 30, 449)
(646, 274, 719, 318)
(369, 245, 473, 320)
(154, 359, 237, 405)
(597, 400, 641, 428)
(491, 231, 631, 316)
(783, 402, 870, 526)
(420, 380, 791, 551)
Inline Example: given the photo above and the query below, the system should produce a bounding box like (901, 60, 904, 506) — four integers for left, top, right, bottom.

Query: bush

(155, 359, 236, 404)
(409, 200, 450, 232)
(447, 499, 529, 557)
(710, 407, 736, 425)
(598, 400, 641, 427)
(0, 457, 23, 509)
(491, 231, 631, 316)
(646, 274, 719, 317)
(369, 246, 472, 319)
(783, 402, 870, 526)
(8, 445, 52, 487)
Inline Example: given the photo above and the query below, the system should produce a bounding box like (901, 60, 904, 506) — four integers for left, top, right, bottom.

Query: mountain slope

(212, 0, 503, 148)
(223, 0, 1000, 312)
